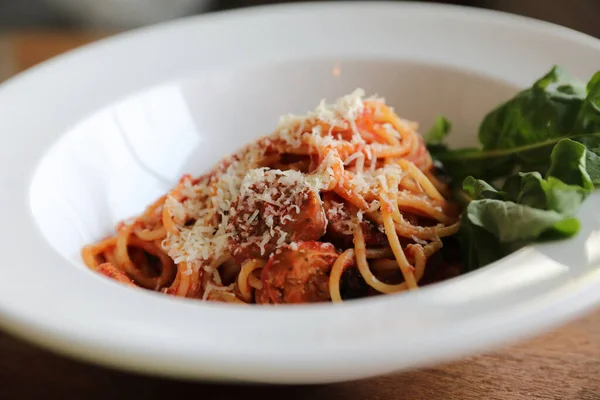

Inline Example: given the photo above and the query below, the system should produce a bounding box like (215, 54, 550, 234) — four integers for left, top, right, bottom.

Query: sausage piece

(322, 192, 387, 248)
(94, 263, 137, 287)
(227, 168, 327, 263)
(257, 241, 338, 304)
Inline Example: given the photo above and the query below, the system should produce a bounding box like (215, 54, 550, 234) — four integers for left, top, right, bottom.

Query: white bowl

(1, 1, 600, 384)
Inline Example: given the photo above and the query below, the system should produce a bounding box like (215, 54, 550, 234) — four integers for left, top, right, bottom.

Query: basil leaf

(427, 68, 600, 187)
(573, 71, 600, 133)
(458, 145, 589, 268)
(424, 116, 452, 144)
(543, 177, 590, 216)
(540, 217, 582, 240)
(478, 66, 586, 150)
(427, 67, 600, 273)
(465, 199, 579, 243)
(506, 172, 548, 209)
(431, 132, 600, 186)
(573, 134, 600, 184)
(546, 139, 593, 190)
(462, 176, 507, 200)
(584, 151, 600, 185)
(433, 148, 514, 185)
(458, 213, 505, 272)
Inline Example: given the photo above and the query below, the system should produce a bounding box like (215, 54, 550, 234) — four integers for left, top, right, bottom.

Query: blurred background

(0, 0, 597, 34)
(0, 0, 598, 79)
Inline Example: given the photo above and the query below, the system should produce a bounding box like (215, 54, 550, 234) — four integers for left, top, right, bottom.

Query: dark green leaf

(465, 199, 580, 243)
(543, 177, 590, 216)
(425, 116, 452, 144)
(576, 132, 600, 153)
(478, 66, 586, 150)
(458, 213, 505, 272)
(500, 174, 522, 201)
(428, 67, 600, 273)
(499, 171, 588, 215)
(507, 171, 588, 217)
(584, 150, 600, 185)
(573, 71, 600, 133)
(546, 139, 593, 190)
(462, 176, 506, 200)
(573, 134, 600, 185)
(508, 172, 547, 209)
(432, 147, 515, 185)
(431, 132, 600, 186)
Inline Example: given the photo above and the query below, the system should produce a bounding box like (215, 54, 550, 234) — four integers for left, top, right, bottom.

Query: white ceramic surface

(1, 1, 600, 384)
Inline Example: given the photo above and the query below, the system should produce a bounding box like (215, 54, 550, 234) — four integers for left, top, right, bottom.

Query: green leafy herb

(458, 213, 506, 272)
(426, 66, 600, 272)
(426, 66, 600, 186)
(458, 166, 588, 270)
(573, 134, 600, 184)
(465, 198, 579, 243)
(424, 116, 452, 144)
(432, 133, 600, 185)
(462, 176, 508, 201)
(546, 139, 593, 190)
(573, 71, 600, 133)
(479, 66, 586, 150)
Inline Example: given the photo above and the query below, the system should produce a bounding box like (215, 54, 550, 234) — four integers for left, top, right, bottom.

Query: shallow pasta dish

(5, 2, 599, 384)
(82, 64, 600, 305)
(82, 89, 463, 304)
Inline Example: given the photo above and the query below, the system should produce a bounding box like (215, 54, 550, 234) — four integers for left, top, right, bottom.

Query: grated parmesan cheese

(225, 167, 323, 259)
(161, 139, 269, 264)
(411, 235, 429, 246)
(276, 89, 367, 148)
(382, 123, 401, 139)
(159, 88, 424, 279)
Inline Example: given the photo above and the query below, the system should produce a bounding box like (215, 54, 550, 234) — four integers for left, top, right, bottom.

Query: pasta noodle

(82, 89, 462, 304)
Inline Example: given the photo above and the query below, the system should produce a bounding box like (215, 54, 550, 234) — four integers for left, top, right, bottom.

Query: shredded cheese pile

(161, 88, 410, 268)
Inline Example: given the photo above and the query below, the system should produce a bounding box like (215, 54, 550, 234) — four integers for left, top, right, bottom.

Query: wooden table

(1, 31, 600, 400)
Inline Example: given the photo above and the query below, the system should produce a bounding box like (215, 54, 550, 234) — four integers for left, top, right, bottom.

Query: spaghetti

(82, 89, 462, 304)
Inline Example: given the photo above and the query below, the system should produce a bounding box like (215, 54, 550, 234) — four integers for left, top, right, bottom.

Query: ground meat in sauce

(226, 169, 327, 264)
(95, 263, 136, 287)
(321, 192, 387, 248)
(256, 241, 339, 304)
